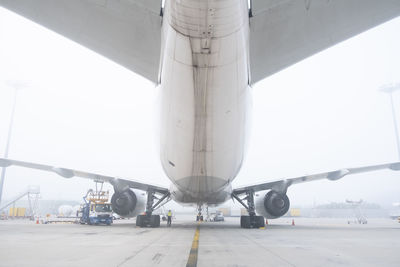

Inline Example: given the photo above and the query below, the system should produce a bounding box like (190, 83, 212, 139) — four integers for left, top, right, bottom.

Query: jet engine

(255, 190, 290, 219)
(111, 189, 146, 218)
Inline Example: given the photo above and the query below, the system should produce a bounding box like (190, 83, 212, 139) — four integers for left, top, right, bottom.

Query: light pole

(0, 81, 26, 204)
(381, 83, 400, 161)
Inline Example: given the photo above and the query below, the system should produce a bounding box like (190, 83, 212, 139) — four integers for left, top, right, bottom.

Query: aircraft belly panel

(159, 0, 250, 202)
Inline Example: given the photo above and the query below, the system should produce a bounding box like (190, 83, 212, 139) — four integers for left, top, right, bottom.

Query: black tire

(150, 215, 160, 228)
(240, 216, 251, 228)
(255, 216, 265, 228)
(136, 215, 143, 227)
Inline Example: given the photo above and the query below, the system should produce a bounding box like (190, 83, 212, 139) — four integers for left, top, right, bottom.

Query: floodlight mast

(381, 83, 400, 161)
(0, 81, 27, 205)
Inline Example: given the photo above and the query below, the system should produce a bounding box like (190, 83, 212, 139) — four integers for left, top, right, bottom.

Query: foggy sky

(1, 7, 400, 207)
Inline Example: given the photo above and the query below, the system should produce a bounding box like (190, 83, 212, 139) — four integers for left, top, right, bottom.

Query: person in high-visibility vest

(167, 210, 172, 226)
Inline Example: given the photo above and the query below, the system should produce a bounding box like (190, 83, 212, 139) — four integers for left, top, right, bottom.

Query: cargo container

(9, 207, 26, 217)
(289, 208, 301, 217)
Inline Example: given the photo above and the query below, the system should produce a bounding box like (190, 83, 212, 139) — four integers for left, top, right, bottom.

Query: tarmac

(0, 216, 399, 267)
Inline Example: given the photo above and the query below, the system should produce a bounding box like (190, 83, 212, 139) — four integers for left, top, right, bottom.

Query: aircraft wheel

(150, 215, 160, 227)
(240, 216, 251, 228)
(255, 216, 265, 228)
(136, 215, 144, 227)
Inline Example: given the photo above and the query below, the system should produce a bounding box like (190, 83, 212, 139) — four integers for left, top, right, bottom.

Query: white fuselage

(159, 0, 251, 205)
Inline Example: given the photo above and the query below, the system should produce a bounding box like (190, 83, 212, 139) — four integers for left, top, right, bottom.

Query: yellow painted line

(186, 223, 200, 267)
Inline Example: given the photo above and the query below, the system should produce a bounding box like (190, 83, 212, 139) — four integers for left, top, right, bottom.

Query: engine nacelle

(111, 189, 146, 218)
(255, 191, 290, 219)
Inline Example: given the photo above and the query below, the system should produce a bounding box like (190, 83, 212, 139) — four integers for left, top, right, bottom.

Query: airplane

(1, 0, 400, 228)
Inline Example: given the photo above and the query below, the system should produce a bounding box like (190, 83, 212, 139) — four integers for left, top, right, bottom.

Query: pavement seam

(239, 231, 296, 267)
(116, 228, 173, 267)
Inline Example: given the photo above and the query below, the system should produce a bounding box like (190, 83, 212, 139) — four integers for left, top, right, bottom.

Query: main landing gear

(136, 190, 170, 228)
(232, 191, 265, 229)
(196, 204, 204, 221)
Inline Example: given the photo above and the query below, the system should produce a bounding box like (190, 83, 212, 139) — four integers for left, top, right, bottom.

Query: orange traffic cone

(291, 219, 295, 226)
(265, 219, 268, 225)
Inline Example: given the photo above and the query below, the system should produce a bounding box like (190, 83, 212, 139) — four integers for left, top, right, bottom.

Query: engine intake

(255, 190, 290, 219)
(111, 190, 139, 217)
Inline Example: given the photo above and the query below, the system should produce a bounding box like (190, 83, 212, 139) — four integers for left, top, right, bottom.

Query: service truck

(79, 189, 113, 225)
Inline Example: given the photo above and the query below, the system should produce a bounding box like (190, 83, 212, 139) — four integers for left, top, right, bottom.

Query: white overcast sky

(0, 7, 400, 207)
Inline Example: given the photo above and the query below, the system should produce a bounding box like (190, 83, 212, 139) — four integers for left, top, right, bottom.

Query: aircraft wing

(0, 158, 169, 194)
(233, 161, 400, 195)
(0, 0, 162, 83)
(249, 0, 400, 84)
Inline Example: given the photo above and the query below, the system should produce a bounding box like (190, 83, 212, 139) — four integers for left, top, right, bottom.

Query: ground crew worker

(167, 210, 172, 226)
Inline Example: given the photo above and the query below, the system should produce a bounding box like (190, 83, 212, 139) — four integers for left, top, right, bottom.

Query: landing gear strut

(232, 191, 265, 228)
(136, 190, 170, 228)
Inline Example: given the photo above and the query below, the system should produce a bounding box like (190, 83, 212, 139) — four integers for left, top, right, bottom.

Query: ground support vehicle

(78, 189, 113, 226)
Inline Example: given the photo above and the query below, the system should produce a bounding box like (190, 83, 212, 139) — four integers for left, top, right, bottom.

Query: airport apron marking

(186, 223, 200, 267)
